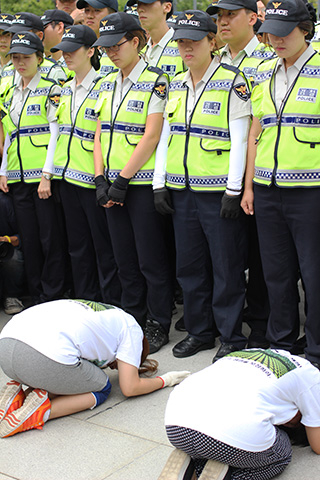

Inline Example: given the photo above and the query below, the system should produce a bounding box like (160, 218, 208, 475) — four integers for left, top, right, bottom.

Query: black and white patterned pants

(166, 425, 292, 479)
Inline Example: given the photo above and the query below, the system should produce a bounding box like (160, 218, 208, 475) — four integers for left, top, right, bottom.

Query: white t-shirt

(0, 299, 143, 369)
(165, 349, 320, 452)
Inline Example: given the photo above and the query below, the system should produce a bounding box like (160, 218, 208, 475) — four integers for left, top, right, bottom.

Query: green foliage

(117, 0, 212, 12)
(0, 0, 55, 16)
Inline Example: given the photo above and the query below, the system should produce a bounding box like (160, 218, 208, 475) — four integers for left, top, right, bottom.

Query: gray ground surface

(0, 302, 319, 480)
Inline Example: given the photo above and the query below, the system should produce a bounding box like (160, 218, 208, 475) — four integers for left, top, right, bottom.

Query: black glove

(220, 192, 241, 219)
(94, 175, 110, 206)
(108, 174, 130, 204)
(154, 187, 175, 215)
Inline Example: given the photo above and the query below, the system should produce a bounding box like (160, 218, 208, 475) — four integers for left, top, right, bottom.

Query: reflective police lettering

(126, 100, 144, 114)
(84, 107, 98, 121)
(12, 38, 30, 45)
(99, 25, 115, 32)
(265, 8, 288, 15)
(202, 101, 221, 116)
(178, 19, 200, 26)
(26, 104, 41, 116)
(296, 88, 318, 103)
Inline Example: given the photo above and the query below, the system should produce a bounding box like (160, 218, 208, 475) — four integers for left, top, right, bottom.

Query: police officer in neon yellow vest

(0, 13, 67, 90)
(76, 0, 118, 76)
(93, 12, 173, 342)
(51, 25, 121, 305)
(241, 0, 320, 368)
(0, 32, 66, 305)
(41, 10, 75, 81)
(127, 0, 185, 81)
(154, 11, 251, 359)
(207, 0, 276, 352)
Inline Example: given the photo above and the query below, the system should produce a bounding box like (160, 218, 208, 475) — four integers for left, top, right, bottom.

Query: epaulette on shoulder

(147, 66, 164, 76)
(220, 63, 241, 76)
(44, 57, 57, 65)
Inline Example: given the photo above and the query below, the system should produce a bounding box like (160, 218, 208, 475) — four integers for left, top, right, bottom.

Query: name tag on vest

(26, 104, 41, 116)
(202, 101, 221, 116)
(296, 88, 318, 103)
(84, 107, 98, 121)
(126, 100, 144, 114)
(160, 64, 176, 76)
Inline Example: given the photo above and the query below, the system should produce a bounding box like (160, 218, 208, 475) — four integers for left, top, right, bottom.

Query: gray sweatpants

(0, 338, 108, 395)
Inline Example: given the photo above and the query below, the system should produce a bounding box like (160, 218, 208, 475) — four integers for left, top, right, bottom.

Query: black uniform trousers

(59, 180, 121, 305)
(254, 184, 320, 363)
(244, 215, 270, 332)
(105, 185, 173, 331)
(10, 181, 66, 302)
(171, 189, 247, 346)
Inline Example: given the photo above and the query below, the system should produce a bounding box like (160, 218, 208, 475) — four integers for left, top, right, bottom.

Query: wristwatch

(42, 173, 53, 180)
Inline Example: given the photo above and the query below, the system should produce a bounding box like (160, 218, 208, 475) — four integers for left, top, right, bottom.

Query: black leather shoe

(173, 335, 215, 358)
(290, 335, 306, 355)
(144, 319, 169, 354)
(174, 315, 186, 332)
(212, 343, 240, 363)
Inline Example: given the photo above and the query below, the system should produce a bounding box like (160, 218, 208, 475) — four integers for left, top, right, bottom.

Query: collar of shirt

(16, 71, 41, 93)
(145, 28, 174, 63)
(69, 67, 98, 93)
(274, 43, 316, 76)
(115, 57, 147, 90)
(182, 57, 220, 90)
(220, 35, 259, 65)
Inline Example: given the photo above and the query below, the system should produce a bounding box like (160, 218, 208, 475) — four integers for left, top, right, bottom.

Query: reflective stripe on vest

(252, 53, 320, 187)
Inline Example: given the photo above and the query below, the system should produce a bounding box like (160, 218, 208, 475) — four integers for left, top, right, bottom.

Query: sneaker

(144, 319, 169, 354)
(158, 448, 195, 480)
(4, 297, 24, 315)
(0, 389, 51, 438)
(199, 460, 230, 480)
(0, 381, 25, 422)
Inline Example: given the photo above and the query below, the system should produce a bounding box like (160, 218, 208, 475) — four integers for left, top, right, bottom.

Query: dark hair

(139, 336, 158, 375)
(279, 424, 310, 448)
(124, 29, 147, 53)
(36, 50, 44, 65)
(298, 20, 315, 40)
(84, 45, 100, 71)
(160, 0, 173, 20)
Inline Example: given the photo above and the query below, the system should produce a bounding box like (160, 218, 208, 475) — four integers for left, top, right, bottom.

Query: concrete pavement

(0, 304, 319, 480)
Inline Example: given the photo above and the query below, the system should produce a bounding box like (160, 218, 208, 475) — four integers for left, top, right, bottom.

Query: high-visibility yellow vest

(1, 77, 56, 183)
(252, 53, 320, 187)
(54, 77, 102, 188)
(96, 66, 165, 185)
(166, 64, 248, 191)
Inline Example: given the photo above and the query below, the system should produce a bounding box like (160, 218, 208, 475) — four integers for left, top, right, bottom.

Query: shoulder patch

(49, 92, 61, 107)
(154, 82, 167, 99)
(233, 83, 250, 101)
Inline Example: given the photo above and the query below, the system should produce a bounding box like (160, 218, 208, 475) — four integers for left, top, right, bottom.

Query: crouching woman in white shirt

(0, 299, 189, 438)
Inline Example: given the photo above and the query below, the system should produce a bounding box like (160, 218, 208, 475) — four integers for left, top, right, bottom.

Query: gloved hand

(94, 175, 109, 206)
(220, 192, 242, 219)
(108, 174, 130, 204)
(157, 371, 191, 388)
(154, 187, 175, 215)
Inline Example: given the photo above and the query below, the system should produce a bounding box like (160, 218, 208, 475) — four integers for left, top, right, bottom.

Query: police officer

(76, 0, 118, 76)
(51, 25, 121, 304)
(93, 12, 173, 349)
(155, 11, 251, 359)
(0, 13, 67, 88)
(0, 14, 13, 75)
(0, 32, 66, 304)
(241, 0, 320, 367)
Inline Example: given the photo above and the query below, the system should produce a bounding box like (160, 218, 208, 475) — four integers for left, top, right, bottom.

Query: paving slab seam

(84, 399, 128, 420)
(101, 444, 174, 479)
